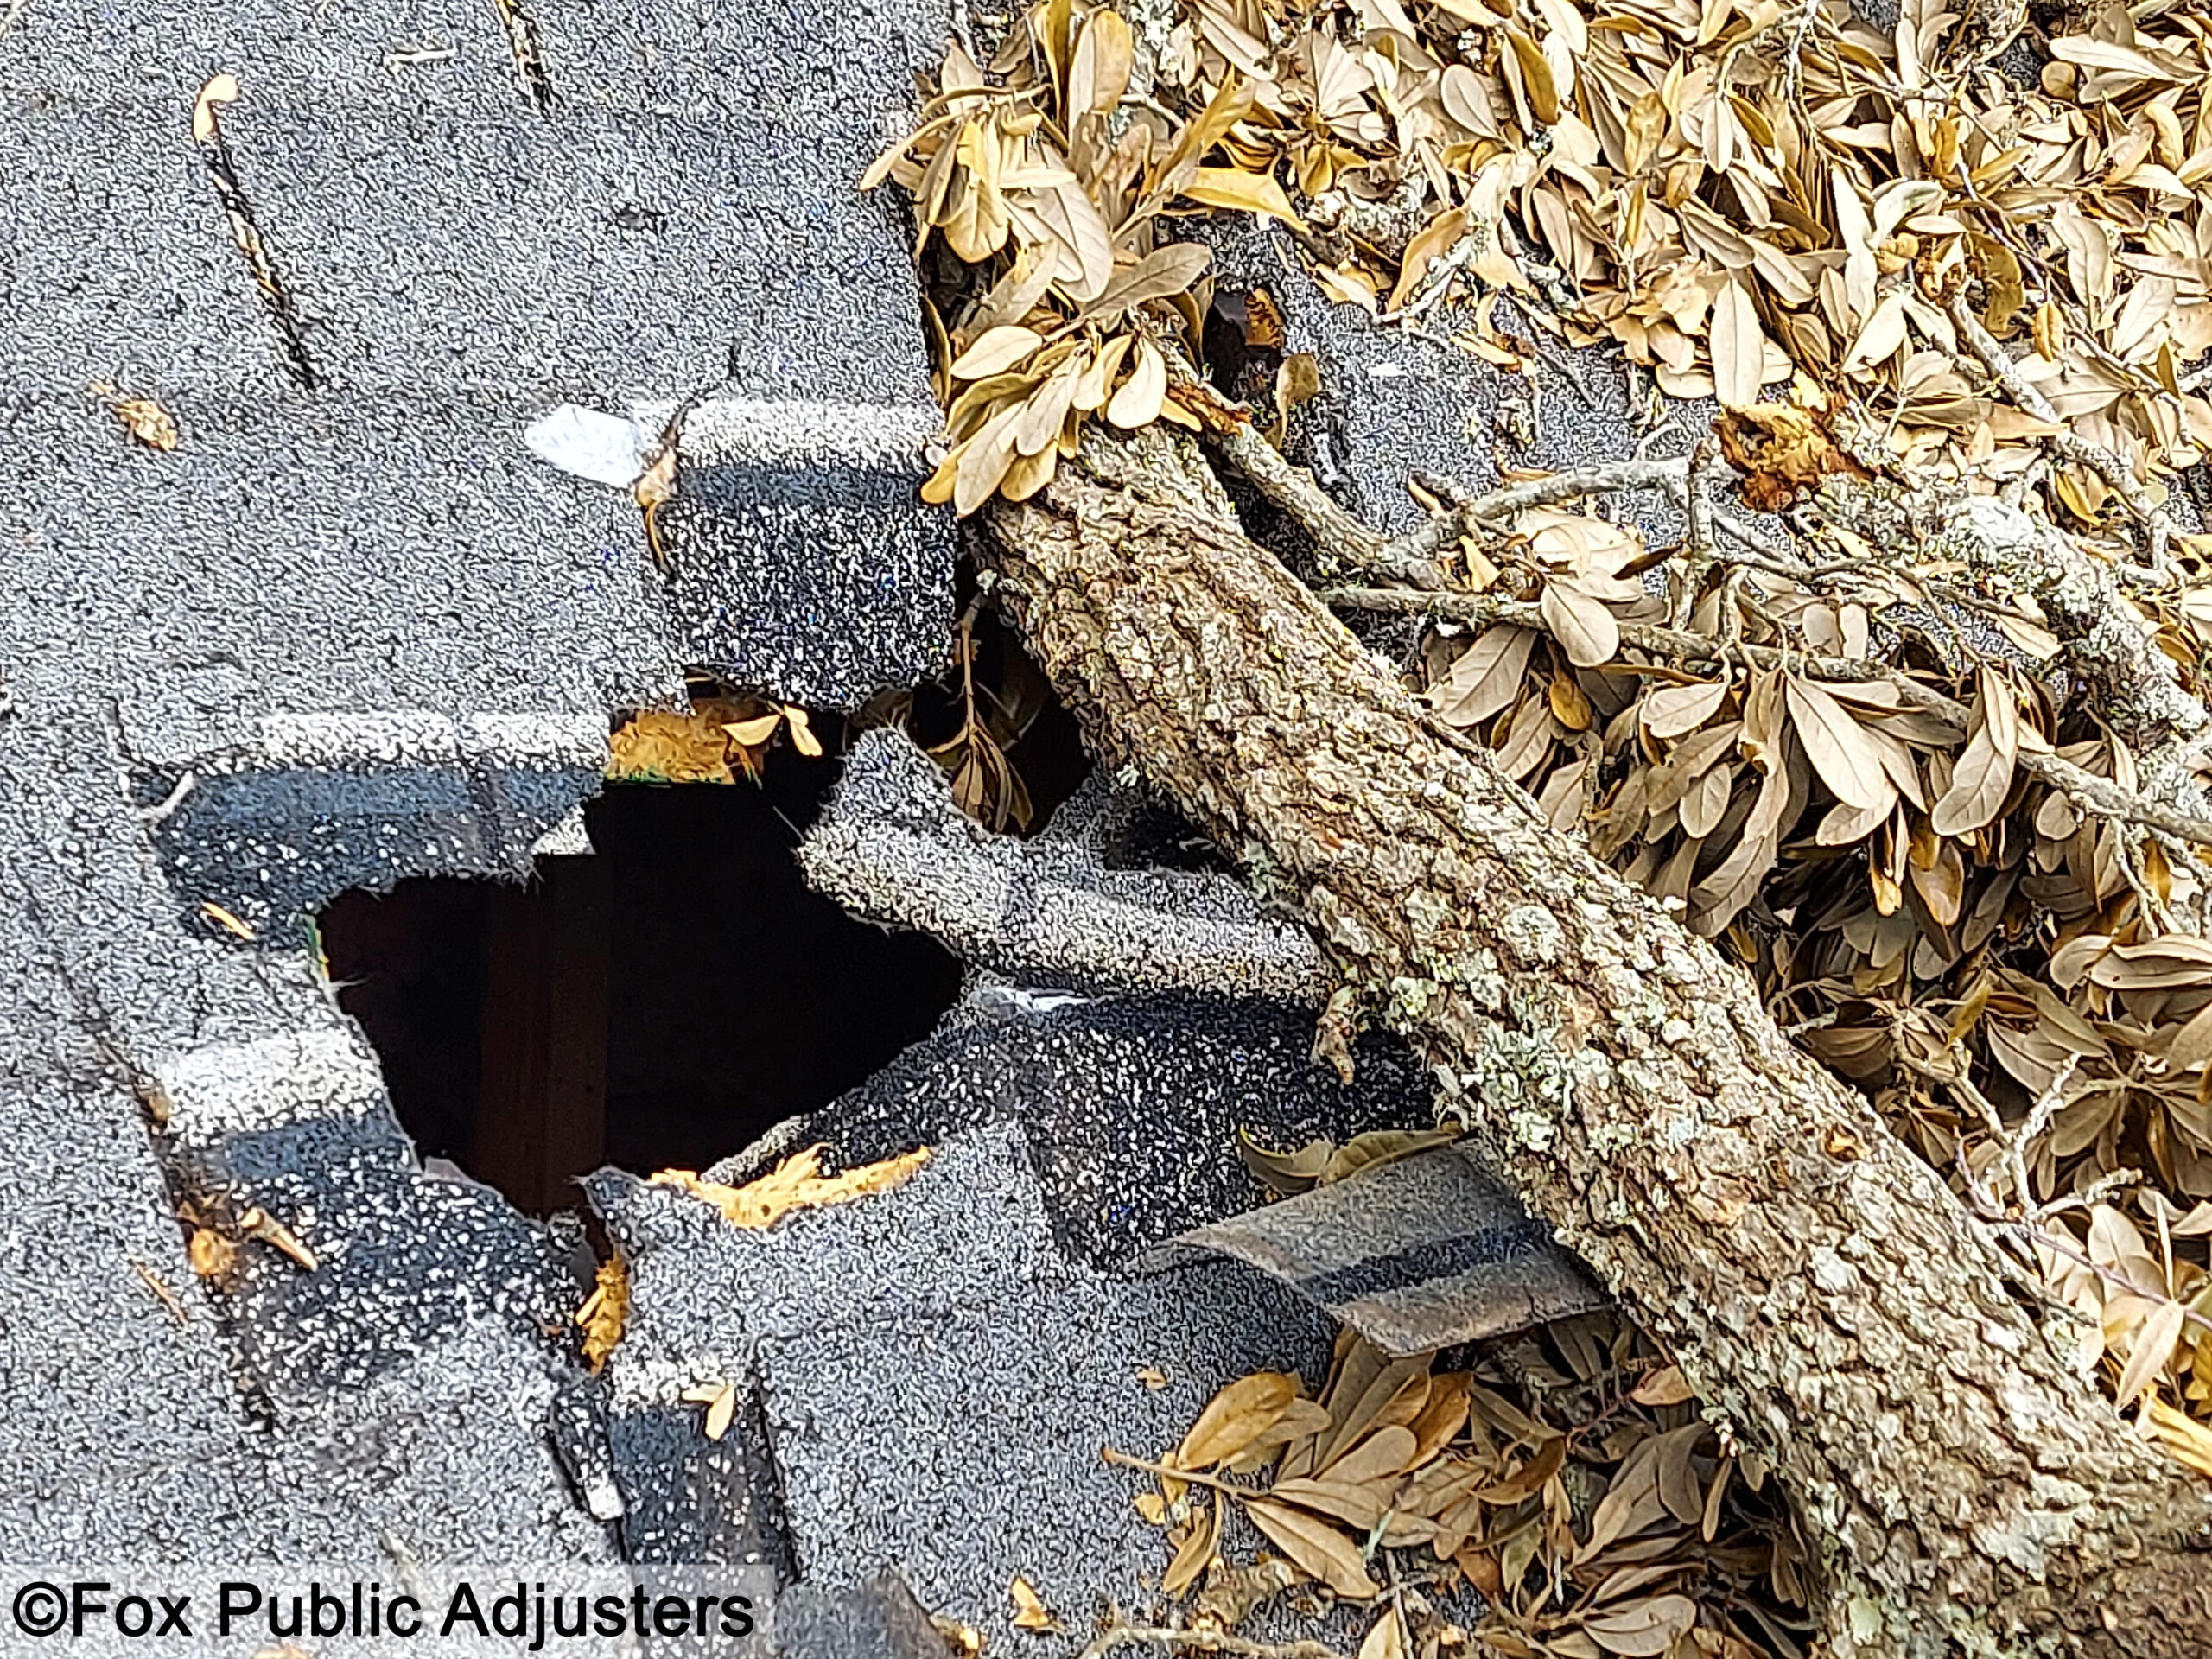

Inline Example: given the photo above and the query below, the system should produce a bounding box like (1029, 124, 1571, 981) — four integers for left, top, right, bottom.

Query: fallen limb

(981, 427, 2212, 1659)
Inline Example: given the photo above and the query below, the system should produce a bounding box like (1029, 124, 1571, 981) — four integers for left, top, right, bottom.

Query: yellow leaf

(200, 900, 257, 941)
(783, 706, 823, 758)
(1008, 1575, 1055, 1631)
(632, 445, 677, 510)
(722, 714, 782, 747)
(950, 326, 1046, 380)
(1181, 166, 1304, 226)
(608, 708, 737, 783)
(1104, 338, 1167, 429)
(1503, 29, 1561, 125)
(682, 1379, 737, 1441)
(111, 397, 179, 451)
(575, 1255, 630, 1374)
(192, 72, 238, 142)
(188, 1228, 238, 1280)
(652, 1146, 931, 1230)
(2114, 1298, 2188, 1410)
(1358, 1609, 1408, 1659)
(1068, 9, 1133, 119)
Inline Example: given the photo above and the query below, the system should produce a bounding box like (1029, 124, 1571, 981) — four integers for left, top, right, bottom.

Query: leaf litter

(1114, 1322, 1804, 1656)
(866, 0, 2212, 1641)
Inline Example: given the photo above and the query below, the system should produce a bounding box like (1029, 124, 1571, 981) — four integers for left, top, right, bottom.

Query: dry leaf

(683, 1379, 737, 1441)
(192, 72, 239, 141)
(188, 1228, 238, 1280)
(111, 397, 179, 452)
(1164, 1497, 1219, 1597)
(1008, 1576, 1056, 1631)
(1929, 667, 2019, 836)
(1786, 677, 1889, 810)
(1582, 1594, 1698, 1656)
(653, 1147, 930, 1230)
(576, 1255, 630, 1374)
(1179, 1371, 1300, 1468)
(1245, 1498, 1381, 1598)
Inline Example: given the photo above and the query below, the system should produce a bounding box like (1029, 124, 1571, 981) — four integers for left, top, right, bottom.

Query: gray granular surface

(596, 1123, 1344, 1653)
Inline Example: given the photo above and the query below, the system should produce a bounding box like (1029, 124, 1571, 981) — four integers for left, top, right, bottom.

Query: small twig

(1320, 586, 2212, 848)
(1101, 1446, 1253, 1497)
(1377, 456, 1695, 575)
(382, 41, 457, 68)
(1080, 1626, 1348, 1659)
(1947, 296, 2177, 569)
(1178, 375, 1443, 590)
(1673, 436, 1719, 626)
(131, 1261, 190, 1327)
(133, 770, 197, 826)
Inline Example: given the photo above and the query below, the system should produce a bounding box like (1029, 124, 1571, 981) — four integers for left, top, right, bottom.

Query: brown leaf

(1083, 244, 1213, 326)
(1629, 1363, 1694, 1406)
(1179, 1371, 1300, 1468)
(1358, 1609, 1408, 1659)
(1164, 1497, 1219, 1598)
(1239, 1130, 1334, 1193)
(1785, 676, 1888, 809)
(1930, 667, 2019, 836)
(1431, 626, 1538, 727)
(2113, 1296, 2187, 1409)
(1244, 1498, 1381, 1597)
(1642, 679, 1729, 741)
(188, 1228, 237, 1279)
(1582, 1594, 1698, 1656)
(1541, 581, 1620, 668)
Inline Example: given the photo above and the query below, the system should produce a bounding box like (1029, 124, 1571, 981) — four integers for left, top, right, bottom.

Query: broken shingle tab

(1141, 1145, 1607, 1357)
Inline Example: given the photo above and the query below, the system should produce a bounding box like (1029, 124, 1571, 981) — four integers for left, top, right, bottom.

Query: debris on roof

(801, 727, 1327, 1005)
(1141, 1142, 1607, 1357)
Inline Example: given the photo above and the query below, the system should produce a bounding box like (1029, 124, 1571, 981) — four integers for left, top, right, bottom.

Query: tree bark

(978, 429, 2212, 1658)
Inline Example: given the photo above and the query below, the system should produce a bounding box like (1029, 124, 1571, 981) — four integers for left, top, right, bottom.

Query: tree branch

(1947, 295, 2177, 569)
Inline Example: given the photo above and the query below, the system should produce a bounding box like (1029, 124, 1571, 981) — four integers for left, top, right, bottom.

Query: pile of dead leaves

(1116, 1323, 1807, 1657)
(878, 0, 2212, 533)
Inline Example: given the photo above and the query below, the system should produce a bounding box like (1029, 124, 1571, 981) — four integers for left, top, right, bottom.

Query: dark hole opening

(318, 749, 966, 1216)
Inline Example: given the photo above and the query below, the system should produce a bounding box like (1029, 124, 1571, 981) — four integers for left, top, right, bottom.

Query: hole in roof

(316, 734, 965, 1217)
